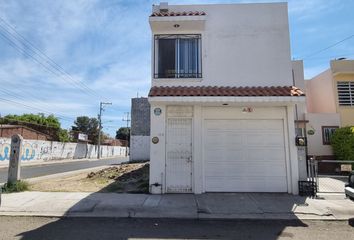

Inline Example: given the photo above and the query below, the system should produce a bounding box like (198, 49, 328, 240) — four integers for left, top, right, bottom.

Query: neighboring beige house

(148, 2, 305, 195)
(306, 59, 354, 158)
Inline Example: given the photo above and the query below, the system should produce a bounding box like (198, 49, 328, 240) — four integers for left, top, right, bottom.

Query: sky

(0, 0, 353, 136)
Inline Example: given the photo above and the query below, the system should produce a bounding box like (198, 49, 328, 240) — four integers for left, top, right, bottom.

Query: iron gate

(310, 158, 353, 193)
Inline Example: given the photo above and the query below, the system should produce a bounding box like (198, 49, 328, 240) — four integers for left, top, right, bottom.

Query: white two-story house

(148, 2, 305, 194)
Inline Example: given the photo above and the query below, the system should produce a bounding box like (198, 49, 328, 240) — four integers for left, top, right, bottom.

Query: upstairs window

(154, 34, 202, 78)
(337, 81, 354, 106)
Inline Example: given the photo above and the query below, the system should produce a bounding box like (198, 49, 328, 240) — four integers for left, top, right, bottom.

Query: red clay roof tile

(150, 11, 206, 17)
(148, 86, 305, 97)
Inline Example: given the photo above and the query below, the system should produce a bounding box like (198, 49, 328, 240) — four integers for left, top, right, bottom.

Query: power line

(0, 18, 104, 99)
(0, 34, 91, 98)
(0, 17, 109, 101)
(302, 34, 354, 60)
(0, 30, 95, 99)
(0, 86, 76, 120)
(0, 17, 119, 128)
(0, 30, 105, 121)
(0, 97, 74, 123)
(302, 52, 354, 61)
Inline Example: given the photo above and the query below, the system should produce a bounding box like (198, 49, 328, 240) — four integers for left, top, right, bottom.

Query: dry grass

(29, 162, 149, 193)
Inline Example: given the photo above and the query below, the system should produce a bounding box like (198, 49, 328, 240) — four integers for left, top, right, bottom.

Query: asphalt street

(0, 217, 353, 240)
(0, 157, 127, 183)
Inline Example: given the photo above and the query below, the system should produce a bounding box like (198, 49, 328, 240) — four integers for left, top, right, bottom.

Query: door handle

(186, 156, 192, 163)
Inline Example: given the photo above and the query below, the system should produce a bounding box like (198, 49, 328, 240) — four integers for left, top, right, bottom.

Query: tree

(1, 113, 60, 129)
(71, 116, 90, 133)
(116, 127, 130, 145)
(331, 126, 354, 160)
(72, 116, 100, 144)
(58, 129, 71, 142)
(0, 113, 63, 141)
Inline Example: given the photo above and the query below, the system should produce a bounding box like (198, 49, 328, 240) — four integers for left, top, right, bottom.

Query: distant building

(305, 59, 354, 158)
(103, 138, 128, 147)
(0, 125, 52, 140)
(130, 97, 150, 161)
(71, 131, 91, 143)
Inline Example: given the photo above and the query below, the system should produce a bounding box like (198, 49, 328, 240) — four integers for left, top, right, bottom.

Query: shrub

(330, 126, 354, 161)
(1, 180, 29, 193)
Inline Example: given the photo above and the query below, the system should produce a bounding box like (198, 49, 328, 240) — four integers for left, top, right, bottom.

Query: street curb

(0, 165, 112, 185)
(0, 156, 127, 169)
(25, 165, 112, 184)
(0, 211, 349, 221)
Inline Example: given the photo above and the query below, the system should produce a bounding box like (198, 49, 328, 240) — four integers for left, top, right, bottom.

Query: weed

(2, 180, 29, 193)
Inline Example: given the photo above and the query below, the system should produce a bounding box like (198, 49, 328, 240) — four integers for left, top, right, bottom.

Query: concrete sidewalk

(1, 192, 354, 220)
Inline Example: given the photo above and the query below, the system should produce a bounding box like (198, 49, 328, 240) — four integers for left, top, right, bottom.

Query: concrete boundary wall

(130, 97, 151, 161)
(130, 136, 150, 161)
(0, 137, 127, 164)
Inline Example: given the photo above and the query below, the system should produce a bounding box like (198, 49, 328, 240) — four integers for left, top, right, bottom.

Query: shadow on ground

(13, 193, 316, 239)
(15, 218, 309, 240)
(9, 162, 345, 239)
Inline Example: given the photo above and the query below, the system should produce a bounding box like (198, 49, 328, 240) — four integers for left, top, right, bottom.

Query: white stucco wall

(130, 136, 150, 161)
(149, 104, 299, 194)
(149, 104, 166, 193)
(148, 3, 300, 194)
(150, 3, 293, 88)
(305, 113, 340, 156)
(0, 138, 127, 164)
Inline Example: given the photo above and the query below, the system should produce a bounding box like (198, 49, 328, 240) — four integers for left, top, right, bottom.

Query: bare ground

(29, 162, 149, 193)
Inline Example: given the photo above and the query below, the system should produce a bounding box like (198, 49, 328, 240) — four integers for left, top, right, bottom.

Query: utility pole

(98, 102, 112, 159)
(122, 112, 130, 157)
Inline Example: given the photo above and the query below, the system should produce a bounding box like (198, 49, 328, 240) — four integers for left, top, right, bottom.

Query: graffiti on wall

(0, 142, 36, 161)
(0, 142, 10, 161)
(0, 138, 127, 162)
(39, 145, 51, 159)
(21, 143, 36, 161)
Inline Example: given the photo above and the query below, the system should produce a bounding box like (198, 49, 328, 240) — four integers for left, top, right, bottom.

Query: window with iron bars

(154, 34, 202, 79)
(322, 126, 338, 145)
(337, 81, 354, 106)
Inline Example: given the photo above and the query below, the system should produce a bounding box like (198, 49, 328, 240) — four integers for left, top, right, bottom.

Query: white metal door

(166, 118, 193, 193)
(204, 119, 287, 192)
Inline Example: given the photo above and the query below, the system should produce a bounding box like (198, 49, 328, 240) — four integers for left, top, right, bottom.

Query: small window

(154, 34, 202, 78)
(337, 81, 354, 106)
(322, 126, 338, 145)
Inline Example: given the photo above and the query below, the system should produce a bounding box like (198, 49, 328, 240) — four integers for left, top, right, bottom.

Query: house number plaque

(152, 137, 159, 144)
(154, 108, 162, 116)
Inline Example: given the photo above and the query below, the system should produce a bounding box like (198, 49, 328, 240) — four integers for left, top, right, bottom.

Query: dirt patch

(29, 162, 149, 193)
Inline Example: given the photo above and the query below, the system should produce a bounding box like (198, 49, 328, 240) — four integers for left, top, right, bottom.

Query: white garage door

(204, 119, 287, 192)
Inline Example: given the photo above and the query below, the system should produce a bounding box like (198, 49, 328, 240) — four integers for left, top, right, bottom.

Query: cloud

(0, 0, 155, 134)
(0, 0, 353, 135)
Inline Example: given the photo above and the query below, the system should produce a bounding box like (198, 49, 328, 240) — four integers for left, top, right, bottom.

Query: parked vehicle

(345, 171, 354, 201)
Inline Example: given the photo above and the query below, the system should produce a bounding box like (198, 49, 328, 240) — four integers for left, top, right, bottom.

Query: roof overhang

(149, 15, 206, 32)
(148, 96, 306, 106)
(332, 71, 354, 77)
